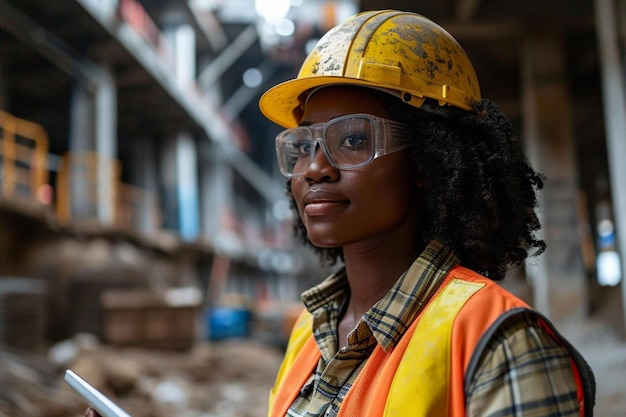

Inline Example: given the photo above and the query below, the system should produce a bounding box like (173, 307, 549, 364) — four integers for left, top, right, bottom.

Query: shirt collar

(301, 241, 459, 351)
(302, 268, 349, 314)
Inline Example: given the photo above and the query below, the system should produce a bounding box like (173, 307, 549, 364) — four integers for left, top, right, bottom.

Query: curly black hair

(286, 95, 546, 281)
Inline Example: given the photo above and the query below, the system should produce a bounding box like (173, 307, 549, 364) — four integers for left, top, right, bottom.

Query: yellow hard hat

(259, 10, 481, 128)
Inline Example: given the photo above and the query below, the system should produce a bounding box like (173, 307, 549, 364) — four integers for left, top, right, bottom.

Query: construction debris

(0, 336, 283, 417)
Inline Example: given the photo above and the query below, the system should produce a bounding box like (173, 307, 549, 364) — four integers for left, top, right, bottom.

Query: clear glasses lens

(276, 114, 406, 177)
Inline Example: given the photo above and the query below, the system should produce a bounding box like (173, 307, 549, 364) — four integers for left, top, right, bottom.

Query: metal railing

(0, 110, 49, 201)
(1, 109, 161, 234)
(56, 151, 161, 233)
(56, 151, 121, 224)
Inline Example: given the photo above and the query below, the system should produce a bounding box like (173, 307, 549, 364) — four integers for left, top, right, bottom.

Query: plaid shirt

(286, 241, 580, 417)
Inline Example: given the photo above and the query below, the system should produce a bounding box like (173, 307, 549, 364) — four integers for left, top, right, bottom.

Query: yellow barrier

(1, 110, 161, 233)
(0, 110, 49, 201)
(56, 151, 161, 232)
(56, 151, 121, 224)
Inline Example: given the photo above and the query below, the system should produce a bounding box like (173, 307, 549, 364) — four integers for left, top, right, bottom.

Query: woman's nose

(304, 143, 339, 183)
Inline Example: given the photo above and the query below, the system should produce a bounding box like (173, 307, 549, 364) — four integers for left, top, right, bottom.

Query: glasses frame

(275, 113, 409, 178)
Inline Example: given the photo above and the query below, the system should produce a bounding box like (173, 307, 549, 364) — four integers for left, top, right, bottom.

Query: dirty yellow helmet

(259, 10, 481, 128)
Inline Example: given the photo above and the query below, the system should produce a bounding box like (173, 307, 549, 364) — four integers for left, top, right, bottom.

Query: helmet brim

(259, 76, 404, 129)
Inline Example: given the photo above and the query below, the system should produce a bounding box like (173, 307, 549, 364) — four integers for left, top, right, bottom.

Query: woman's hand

(85, 407, 101, 417)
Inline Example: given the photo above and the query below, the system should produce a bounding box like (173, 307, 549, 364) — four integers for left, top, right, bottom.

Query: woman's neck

(341, 236, 422, 324)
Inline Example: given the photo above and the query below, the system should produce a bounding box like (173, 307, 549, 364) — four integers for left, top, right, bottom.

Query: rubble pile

(0, 346, 80, 417)
(1, 337, 284, 417)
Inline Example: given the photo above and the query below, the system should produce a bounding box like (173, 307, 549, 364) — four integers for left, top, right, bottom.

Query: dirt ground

(71, 342, 284, 417)
(0, 339, 284, 417)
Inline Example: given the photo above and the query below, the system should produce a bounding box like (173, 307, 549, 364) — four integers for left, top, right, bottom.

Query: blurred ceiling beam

(455, 0, 482, 22)
(198, 24, 258, 89)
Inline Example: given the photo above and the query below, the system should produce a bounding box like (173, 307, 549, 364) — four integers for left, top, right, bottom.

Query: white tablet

(64, 370, 132, 417)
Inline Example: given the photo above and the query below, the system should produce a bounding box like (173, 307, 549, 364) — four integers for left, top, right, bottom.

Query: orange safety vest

(268, 265, 595, 417)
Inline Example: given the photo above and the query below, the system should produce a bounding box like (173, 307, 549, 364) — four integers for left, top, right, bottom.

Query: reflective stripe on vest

(387, 278, 485, 416)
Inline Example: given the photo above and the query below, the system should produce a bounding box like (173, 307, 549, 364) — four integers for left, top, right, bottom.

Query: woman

(86, 9, 595, 417)
(259, 9, 595, 417)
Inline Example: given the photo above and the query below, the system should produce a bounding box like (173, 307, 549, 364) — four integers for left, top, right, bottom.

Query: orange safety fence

(56, 151, 161, 233)
(0, 110, 49, 202)
(1, 110, 161, 233)
(56, 151, 121, 224)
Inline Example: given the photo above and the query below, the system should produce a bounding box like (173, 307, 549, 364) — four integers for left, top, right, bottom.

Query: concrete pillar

(199, 144, 233, 246)
(160, 135, 179, 232)
(159, 131, 200, 240)
(595, 0, 626, 331)
(67, 65, 117, 225)
(173, 25, 196, 86)
(162, 21, 196, 86)
(127, 137, 159, 234)
(521, 33, 588, 323)
(68, 81, 97, 222)
(95, 65, 117, 224)
(176, 132, 199, 241)
(69, 81, 95, 152)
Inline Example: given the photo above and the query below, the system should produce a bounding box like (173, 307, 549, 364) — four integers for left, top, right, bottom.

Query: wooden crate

(101, 288, 202, 350)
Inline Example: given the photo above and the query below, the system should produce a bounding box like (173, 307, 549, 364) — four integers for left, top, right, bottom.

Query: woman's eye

(294, 140, 311, 156)
(339, 133, 367, 149)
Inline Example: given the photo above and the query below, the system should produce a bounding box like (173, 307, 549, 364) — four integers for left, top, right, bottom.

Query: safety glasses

(275, 113, 409, 178)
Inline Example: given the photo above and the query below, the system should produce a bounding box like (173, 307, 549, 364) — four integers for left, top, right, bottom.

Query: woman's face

(290, 86, 420, 249)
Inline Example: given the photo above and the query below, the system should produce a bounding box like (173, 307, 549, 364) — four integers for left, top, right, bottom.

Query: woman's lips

(302, 189, 348, 216)
(303, 200, 347, 216)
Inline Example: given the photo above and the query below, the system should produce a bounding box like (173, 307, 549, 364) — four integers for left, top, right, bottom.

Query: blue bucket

(206, 307, 250, 340)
